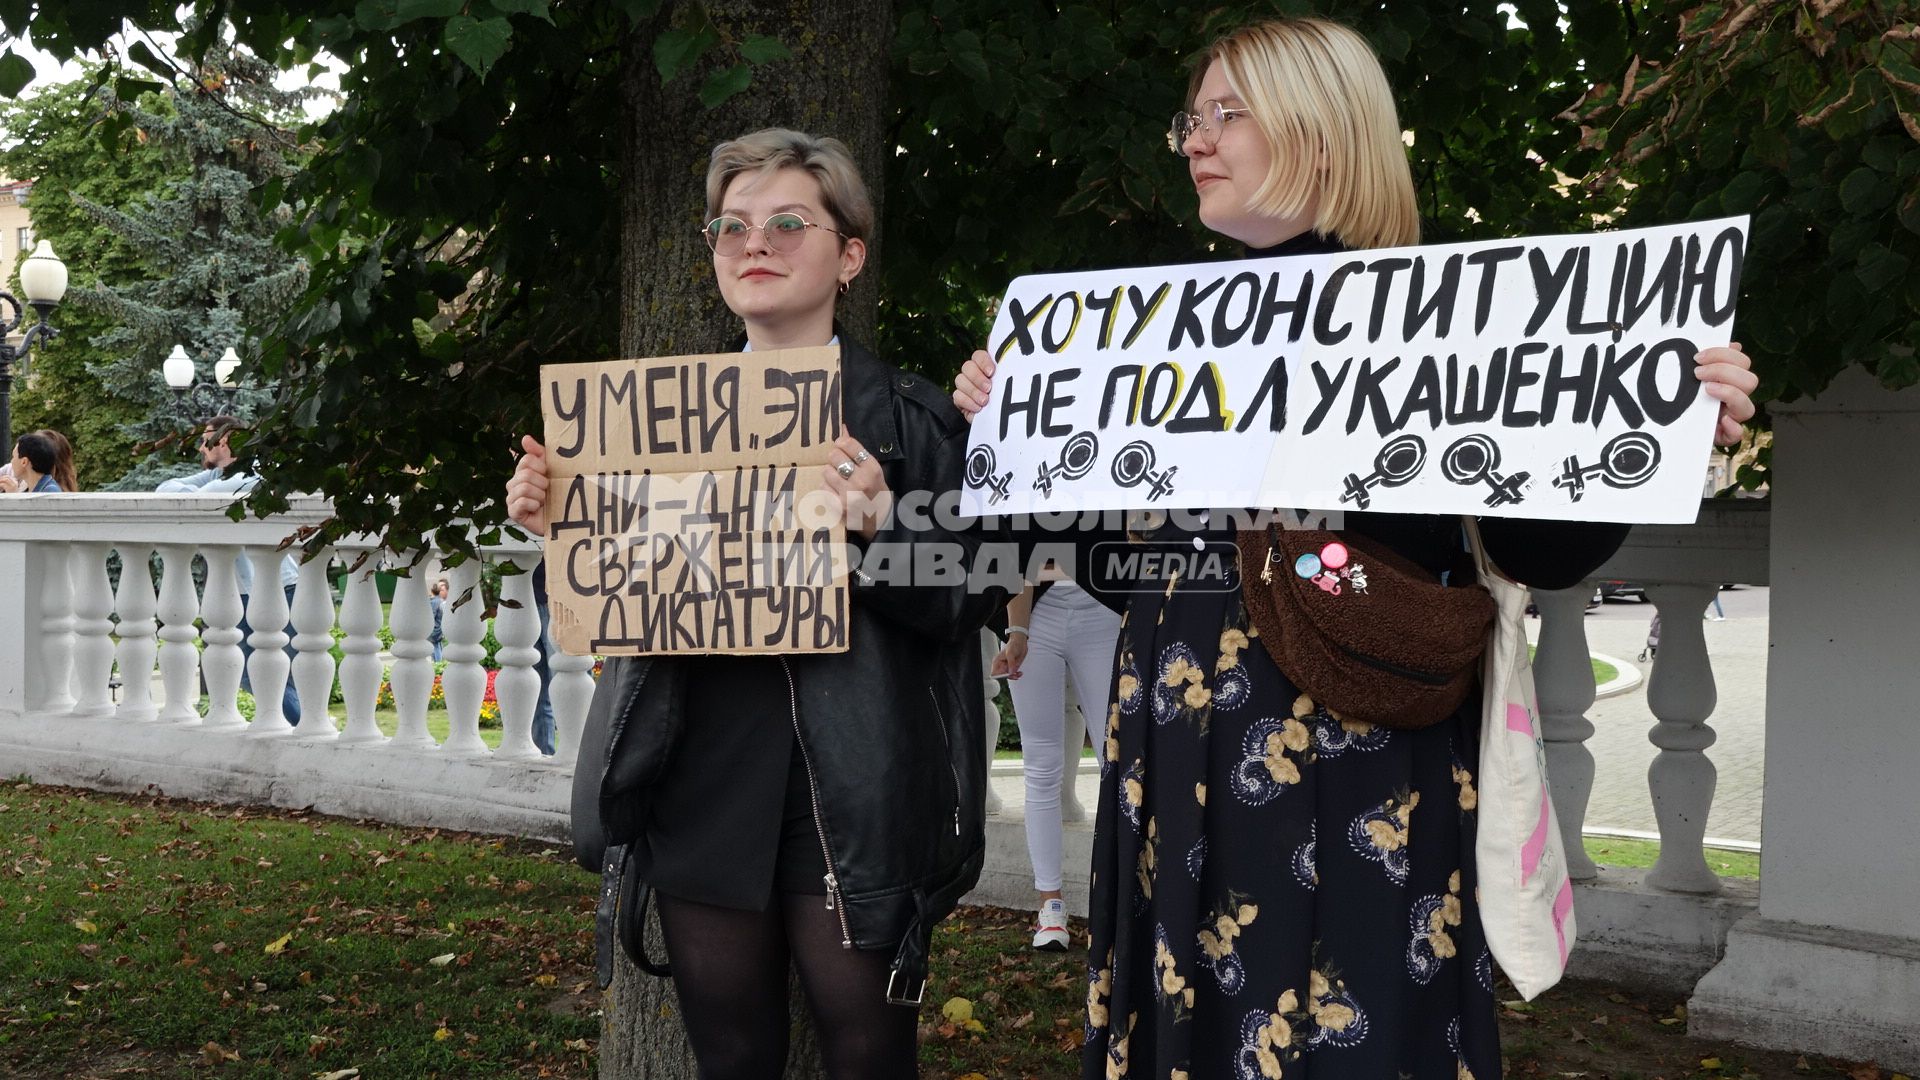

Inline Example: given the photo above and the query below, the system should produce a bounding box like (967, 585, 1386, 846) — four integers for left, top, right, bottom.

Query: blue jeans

(237, 584, 303, 726)
(532, 600, 554, 755)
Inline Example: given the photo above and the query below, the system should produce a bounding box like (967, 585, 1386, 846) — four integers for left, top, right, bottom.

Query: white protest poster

(540, 346, 850, 657)
(961, 216, 1747, 524)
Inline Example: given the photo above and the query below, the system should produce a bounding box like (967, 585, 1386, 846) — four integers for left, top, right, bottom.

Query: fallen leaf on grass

(1849, 1068, 1882, 1080)
(72, 919, 98, 934)
(1701, 1058, 1723, 1070)
(264, 932, 294, 955)
(313, 1070, 360, 1080)
(956, 1074, 988, 1080)
(940, 997, 973, 1024)
(201, 1041, 240, 1064)
(564, 1038, 591, 1052)
(433, 1027, 454, 1042)
(533, 974, 558, 988)
(428, 953, 457, 967)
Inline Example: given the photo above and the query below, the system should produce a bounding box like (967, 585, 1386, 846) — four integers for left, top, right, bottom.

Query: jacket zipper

(926, 687, 962, 838)
(1333, 640, 1453, 686)
(782, 657, 853, 948)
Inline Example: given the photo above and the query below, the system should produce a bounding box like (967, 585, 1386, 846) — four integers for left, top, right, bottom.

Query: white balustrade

(70, 542, 116, 718)
(1532, 583, 1600, 880)
(335, 551, 386, 743)
(492, 561, 544, 760)
(440, 559, 489, 755)
(1642, 581, 1723, 894)
(200, 545, 248, 729)
(387, 564, 437, 748)
(37, 544, 76, 715)
(291, 549, 339, 738)
(154, 545, 202, 724)
(112, 545, 160, 723)
(244, 546, 294, 736)
(980, 629, 1002, 815)
(547, 614, 594, 763)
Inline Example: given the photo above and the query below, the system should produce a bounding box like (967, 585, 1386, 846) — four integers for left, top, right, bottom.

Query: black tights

(654, 890, 920, 1079)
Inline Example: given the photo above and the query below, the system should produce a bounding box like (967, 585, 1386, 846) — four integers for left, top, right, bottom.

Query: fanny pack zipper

(1332, 639, 1452, 687)
(781, 657, 853, 948)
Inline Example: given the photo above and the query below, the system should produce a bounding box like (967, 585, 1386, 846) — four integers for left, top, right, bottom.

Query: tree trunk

(603, 2, 890, 1076)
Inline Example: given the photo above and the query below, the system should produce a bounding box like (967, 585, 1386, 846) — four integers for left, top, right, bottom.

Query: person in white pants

(992, 574, 1122, 950)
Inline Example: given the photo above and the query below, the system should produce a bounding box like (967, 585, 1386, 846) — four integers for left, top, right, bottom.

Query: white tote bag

(1464, 518, 1576, 1000)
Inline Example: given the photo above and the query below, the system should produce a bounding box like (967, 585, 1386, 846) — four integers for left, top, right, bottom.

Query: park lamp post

(0, 240, 70, 455)
(163, 343, 243, 425)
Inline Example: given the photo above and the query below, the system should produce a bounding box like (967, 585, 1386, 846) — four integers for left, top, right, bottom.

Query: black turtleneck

(1245, 231, 1346, 259)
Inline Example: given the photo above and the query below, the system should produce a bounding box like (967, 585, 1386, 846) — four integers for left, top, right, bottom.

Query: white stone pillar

(243, 547, 293, 736)
(547, 605, 594, 763)
(980, 628, 1003, 815)
(112, 545, 160, 723)
(492, 565, 543, 760)
(439, 560, 490, 756)
(291, 550, 339, 737)
(154, 545, 202, 724)
(199, 547, 248, 729)
(69, 543, 116, 718)
(1642, 581, 1721, 895)
(1689, 373, 1920, 1072)
(335, 557, 386, 743)
(387, 566, 437, 748)
(1531, 583, 1599, 880)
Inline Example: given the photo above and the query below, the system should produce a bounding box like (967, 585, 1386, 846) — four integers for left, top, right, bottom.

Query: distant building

(2, 179, 35, 346)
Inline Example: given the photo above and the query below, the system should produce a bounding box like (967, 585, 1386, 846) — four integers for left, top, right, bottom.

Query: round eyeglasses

(701, 212, 843, 256)
(1168, 100, 1252, 157)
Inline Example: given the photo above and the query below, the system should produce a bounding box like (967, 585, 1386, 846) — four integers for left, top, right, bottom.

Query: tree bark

(604, 2, 890, 1076)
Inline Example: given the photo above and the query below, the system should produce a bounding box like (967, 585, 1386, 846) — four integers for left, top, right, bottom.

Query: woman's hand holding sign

(1696, 343, 1758, 447)
(956, 345, 1760, 447)
(824, 425, 893, 541)
(506, 434, 550, 533)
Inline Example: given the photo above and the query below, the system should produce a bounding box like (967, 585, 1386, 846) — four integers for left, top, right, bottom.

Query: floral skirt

(1082, 573, 1501, 1080)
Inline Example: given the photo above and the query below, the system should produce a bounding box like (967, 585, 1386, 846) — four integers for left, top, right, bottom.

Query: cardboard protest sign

(961, 216, 1748, 524)
(540, 346, 849, 656)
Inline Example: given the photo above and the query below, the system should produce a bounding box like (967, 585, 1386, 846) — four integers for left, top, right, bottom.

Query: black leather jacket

(571, 339, 1008, 1002)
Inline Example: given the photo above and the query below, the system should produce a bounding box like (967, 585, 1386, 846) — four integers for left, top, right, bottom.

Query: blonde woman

(507, 130, 1004, 1078)
(954, 19, 1759, 1078)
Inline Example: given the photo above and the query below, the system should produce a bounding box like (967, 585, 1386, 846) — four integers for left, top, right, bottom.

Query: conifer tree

(72, 34, 315, 489)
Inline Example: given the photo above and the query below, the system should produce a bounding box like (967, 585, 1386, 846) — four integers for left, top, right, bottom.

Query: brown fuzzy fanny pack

(1236, 525, 1495, 730)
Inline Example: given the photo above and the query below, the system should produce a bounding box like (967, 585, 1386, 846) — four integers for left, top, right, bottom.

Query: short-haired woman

(954, 19, 1759, 1078)
(506, 129, 1004, 1078)
(2, 432, 65, 492)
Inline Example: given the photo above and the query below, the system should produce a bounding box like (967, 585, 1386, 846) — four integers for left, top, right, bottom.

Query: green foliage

(68, 37, 315, 490)
(0, 67, 179, 489)
(1572, 1, 1920, 402)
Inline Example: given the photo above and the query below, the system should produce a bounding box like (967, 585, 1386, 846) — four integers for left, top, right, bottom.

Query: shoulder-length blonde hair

(705, 128, 875, 243)
(1193, 18, 1419, 250)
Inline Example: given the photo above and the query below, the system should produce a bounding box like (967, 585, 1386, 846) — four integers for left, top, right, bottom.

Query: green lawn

(2, 785, 1826, 1080)
(1582, 834, 1759, 879)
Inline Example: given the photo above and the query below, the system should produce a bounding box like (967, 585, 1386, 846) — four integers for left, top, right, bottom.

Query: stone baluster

(1643, 581, 1723, 894)
(243, 547, 293, 736)
(69, 543, 116, 718)
(199, 547, 248, 729)
(980, 628, 1003, 815)
(35, 542, 76, 715)
(1531, 583, 1600, 880)
(387, 566, 437, 748)
(291, 550, 339, 737)
(492, 564, 543, 760)
(112, 545, 160, 723)
(154, 545, 202, 724)
(1060, 670, 1088, 824)
(547, 601, 595, 763)
(439, 560, 490, 755)
(335, 554, 386, 743)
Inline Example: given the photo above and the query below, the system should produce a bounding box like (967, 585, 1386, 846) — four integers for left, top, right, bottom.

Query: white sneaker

(1032, 899, 1070, 951)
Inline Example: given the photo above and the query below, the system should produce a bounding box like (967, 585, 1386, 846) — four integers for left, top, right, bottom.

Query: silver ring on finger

(836, 461, 856, 479)
(853, 450, 870, 464)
